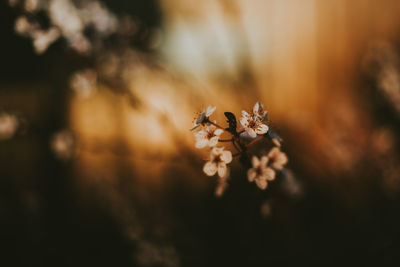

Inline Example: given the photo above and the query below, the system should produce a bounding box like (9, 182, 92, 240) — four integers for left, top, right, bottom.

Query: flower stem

(246, 135, 264, 147)
(207, 120, 225, 130)
(232, 139, 242, 153)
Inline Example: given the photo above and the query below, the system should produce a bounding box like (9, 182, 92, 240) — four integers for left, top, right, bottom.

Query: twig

(219, 139, 233, 142)
(246, 135, 264, 147)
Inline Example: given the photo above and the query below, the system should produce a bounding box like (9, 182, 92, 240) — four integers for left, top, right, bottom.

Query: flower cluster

(247, 147, 288, 190)
(192, 103, 288, 195)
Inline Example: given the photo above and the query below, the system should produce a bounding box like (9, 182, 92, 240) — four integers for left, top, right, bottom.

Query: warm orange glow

(69, 0, 400, 186)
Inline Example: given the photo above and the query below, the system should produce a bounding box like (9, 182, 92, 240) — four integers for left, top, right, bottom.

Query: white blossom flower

(203, 147, 232, 178)
(247, 156, 275, 190)
(267, 147, 288, 170)
(239, 110, 269, 138)
(194, 124, 223, 148)
(191, 105, 216, 130)
(253, 101, 268, 122)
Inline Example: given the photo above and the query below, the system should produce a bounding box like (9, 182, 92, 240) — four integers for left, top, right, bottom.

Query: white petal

(255, 124, 269, 135)
(203, 161, 217, 176)
(255, 179, 268, 190)
(262, 111, 268, 122)
(278, 153, 288, 165)
(268, 147, 279, 158)
(211, 146, 222, 156)
(241, 110, 250, 118)
(207, 124, 216, 131)
(271, 153, 288, 170)
(253, 102, 263, 115)
(194, 129, 207, 138)
(221, 150, 232, 163)
(206, 106, 216, 117)
(239, 117, 249, 127)
(208, 136, 219, 147)
(215, 181, 228, 197)
(272, 138, 281, 147)
(263, 167, 276, 181)
(239, 131, 256, 141)
(217, 163, 227, 178)
(260, 156, 269, 166)
(246, 128, 257, 138)
(214, 129, 224, 136)
(220, 166, 230, 179)
(251, 156, 260, 168)
(247, 168, 257, 182)
(195, 138, 209, 149)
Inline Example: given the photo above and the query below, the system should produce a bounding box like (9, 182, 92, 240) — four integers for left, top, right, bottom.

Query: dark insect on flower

(224, 112, 237, 135)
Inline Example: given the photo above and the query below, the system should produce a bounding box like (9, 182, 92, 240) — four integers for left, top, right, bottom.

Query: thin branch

(218, 139, 233, 142)
(232, 139, 241, 153)
(207, 120, 225, 130)
(246, 135, 264, 147)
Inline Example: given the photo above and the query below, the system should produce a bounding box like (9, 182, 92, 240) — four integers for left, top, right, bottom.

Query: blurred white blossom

(203, 147, 232, 178)
(364, 42, 400, 114)
(11, 0, 128, 54)
(24, 0, 41, 12)
(268, 147, 288, 171)
(260, 200, 272, 218)
(49, 0, 84, 39)
(14, 16, 36, 36)
(247, 156, 275, 190)
(50, 130, 75, 160)
(70, 69, 98, 98)
(79, 1, 118, 36)
(0, 113, 19, 140)
(215, 177, 229, 197)
(8, 0, 19, 7)
(32, 28, 60, 54)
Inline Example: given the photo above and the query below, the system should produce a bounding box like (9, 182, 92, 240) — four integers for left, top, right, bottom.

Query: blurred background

(2, 0, 400, 266)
